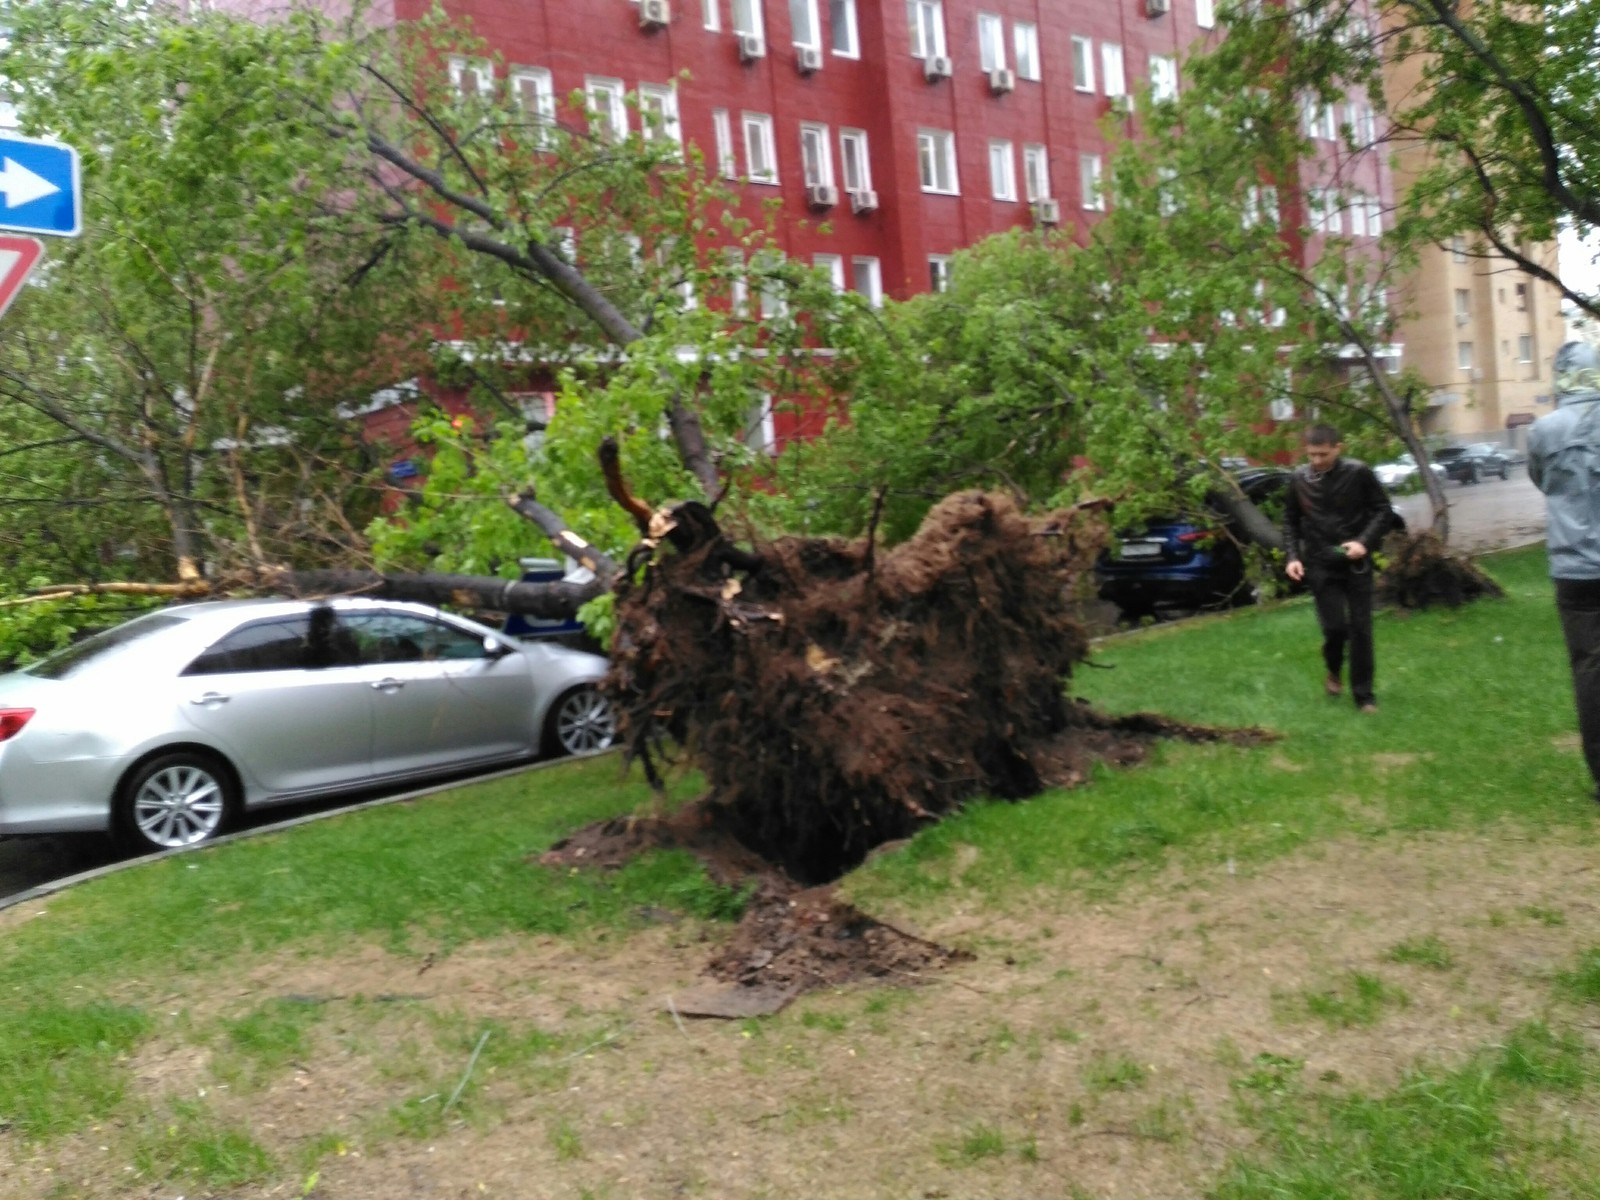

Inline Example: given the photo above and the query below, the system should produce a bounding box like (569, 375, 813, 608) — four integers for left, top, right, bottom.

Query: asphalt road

(1392, 464, 1547, 553)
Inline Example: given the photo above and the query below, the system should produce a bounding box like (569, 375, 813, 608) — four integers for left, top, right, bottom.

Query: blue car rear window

(25, 613, 189, 680)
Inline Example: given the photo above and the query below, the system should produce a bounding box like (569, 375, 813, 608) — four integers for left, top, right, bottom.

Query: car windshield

(24, 612, 189, 680)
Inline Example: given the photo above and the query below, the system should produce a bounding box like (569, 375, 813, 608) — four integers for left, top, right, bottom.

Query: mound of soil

(1377, 531, 1506, 609)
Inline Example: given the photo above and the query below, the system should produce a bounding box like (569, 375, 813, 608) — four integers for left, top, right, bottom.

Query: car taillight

(0, 709, 35, 742)
(1176, 529, 1215, 543)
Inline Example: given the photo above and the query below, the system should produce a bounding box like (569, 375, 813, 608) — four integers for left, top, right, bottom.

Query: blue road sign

(0, 134, 80, 238)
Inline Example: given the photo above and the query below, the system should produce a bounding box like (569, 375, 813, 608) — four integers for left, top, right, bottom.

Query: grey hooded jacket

(1529, 390, 1600, 580)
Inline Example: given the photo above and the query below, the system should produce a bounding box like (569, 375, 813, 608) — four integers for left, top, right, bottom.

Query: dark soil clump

(1377, 531, 1506, 609)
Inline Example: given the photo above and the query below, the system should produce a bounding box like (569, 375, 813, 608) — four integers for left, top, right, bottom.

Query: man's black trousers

(1555, 577, 1600, 793)
(1307, 560, 1375, 705)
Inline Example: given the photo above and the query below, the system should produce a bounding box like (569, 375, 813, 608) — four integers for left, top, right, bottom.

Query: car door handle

(189, 692, 230, 705)
(370, 678, 404, 692)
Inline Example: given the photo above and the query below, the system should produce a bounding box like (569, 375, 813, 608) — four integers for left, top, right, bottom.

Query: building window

(814, 253, 845, 291)
(839, 127, 872, 192)
(732, 0, 763, 38)
(830, 0, 859, 56)
(1308, 188, 1342, 234)
(800, 122, 834, 188)
(1080, 154, 1104, 210)
(917, 128, 958, 194)
(1196, 0, 1216, 29)
(790, 0, 821, 49)
(747, 395, 777, 454)
(1101, 43, 1126, 98)
(1149, 55, 1177, 103)
(851, 256, 883, 306)
(756, 251, 787, 318)
(743, 112, 779, 184)
(1244, 184, 1278, 228)
(1451, 235, 1468, 263)
(638, 84, 681, 148)
(988, 140, 1017, 201)
(703, 0, 720, 31)
(449, 57, 493, 98)
(928, 255, 953, 292)
(725, 248, 749, 317)
(1454, 288, 1470, 323)
(712, 108, 737, 178)
(1357, 105, 1377, 146)
(510, 68, 555, 146)
(1023, 144, 1050, 203)
(584, 76, 627, 141)
(1516, 282, 1529, 311)
(1071, 37, 1094, 91)
(1519, 334, 1534, 362)
(1366, 197, 1382, 236)
(1014, 22, 1040, 80)
(908, 0, 946, 58)
(1458, 341, 1474, 371)
(1348, 193, 1368, 237)
(978, 13, 1006, 72)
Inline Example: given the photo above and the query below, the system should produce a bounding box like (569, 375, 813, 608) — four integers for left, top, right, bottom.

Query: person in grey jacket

(1529, 340, 1600, 799)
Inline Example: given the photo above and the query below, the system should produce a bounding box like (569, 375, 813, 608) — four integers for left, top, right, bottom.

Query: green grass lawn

(5, 543, 1600, 1199)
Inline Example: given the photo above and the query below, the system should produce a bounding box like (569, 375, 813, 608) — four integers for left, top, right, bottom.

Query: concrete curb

(0, 750, 617, 915)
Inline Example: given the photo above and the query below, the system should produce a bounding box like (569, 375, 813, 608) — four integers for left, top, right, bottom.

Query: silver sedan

(0, 597, 616, 852)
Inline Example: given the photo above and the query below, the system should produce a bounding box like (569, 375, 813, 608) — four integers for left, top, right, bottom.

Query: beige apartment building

(1384, 37, 1567, 452)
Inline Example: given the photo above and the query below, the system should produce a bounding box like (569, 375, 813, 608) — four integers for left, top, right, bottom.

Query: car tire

(115, 750, 239, 853)
(543, 685, 618, 757)
(1499, 464, 1509, 480)
(1468, 463, 1481, 484)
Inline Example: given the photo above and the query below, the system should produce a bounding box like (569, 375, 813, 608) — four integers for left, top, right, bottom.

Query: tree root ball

(605, 491, 1108, 883)
(1377, 531, 1506, 610)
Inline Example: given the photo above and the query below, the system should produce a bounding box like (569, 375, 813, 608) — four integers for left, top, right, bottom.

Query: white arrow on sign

(0, 157, 61, 209)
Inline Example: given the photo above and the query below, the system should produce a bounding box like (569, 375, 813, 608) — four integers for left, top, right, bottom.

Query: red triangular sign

(0, 235, 44, 321)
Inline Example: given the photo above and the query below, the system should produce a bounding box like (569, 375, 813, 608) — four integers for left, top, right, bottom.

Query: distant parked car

(1374, 453, 1448, 492)
(0, 598, 616, 852)
(1434, 443, 1513, 484)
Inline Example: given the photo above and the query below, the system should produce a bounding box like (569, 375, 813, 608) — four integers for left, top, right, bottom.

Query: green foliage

(0, 1002, 150, 1139)
(1556, 948, 1600, 1005)
(1386, 935, 1456, 971)
(130, 1099, 277, 1189)
(0, 593, 167, 672)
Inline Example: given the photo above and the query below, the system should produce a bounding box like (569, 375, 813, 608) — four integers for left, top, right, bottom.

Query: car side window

(342, 612, 488, 665)
(183, 617, 315, 676)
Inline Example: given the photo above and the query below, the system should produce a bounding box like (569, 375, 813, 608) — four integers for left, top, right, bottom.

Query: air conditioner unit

(796, 45, 823, 74)
(639, 0, 670, 29)
(924, 54, 954, 81)
(1146, 0, 1171, 14)
(988, 67, 1016, 95)
(849, 188, 879, 214)
(738, 33, 766, 62)
(1031, 197, 1061, 226)
(805, 183, 839, 210)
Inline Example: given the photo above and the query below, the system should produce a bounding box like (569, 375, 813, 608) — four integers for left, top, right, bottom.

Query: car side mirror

(483, 636, 515, 660)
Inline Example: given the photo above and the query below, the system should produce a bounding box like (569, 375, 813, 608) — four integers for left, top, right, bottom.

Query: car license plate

(1120, 542, 1163, 558)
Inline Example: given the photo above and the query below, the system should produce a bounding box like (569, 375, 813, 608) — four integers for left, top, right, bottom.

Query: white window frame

(908, 0, 947, 59)
(703, 0, 720, 31)
(1366, 197, 1383, 236)
(448, 56, 493, 99)
(830, 0, 860, 56)
(851, 256, 883, 307)
(510, 68, 556, 146)
(1196, 0, 1216, 29)
(638, 83, 682, 149)
(1014, 22, 1040, 81)
(584, 76, 628, 141)
(1101, 43, 1127, 98)
(712, 108, 737, 178)
(1080, 154, 1104, 211)
(725, 247, 749, 317)
(1303, 93, 1322, 139)
(814, 252, 846, 292)
(917, 128, 959, 195)
(790, 0, 821, 50)
(800, 121, 835, 188)
(1023, 144, 1050, 203)
(746, 394, 777, 454)
(988, 139, 1017, 202)
(1149, 55, 1177, 103)
(1071, 37, 1095, 92)
(732, 0, 764, 38)
(755, 250, 787, 319)
(742, 112, 779, 184)
(978, 13, 1006, 72)
(839, 127, 872, 192)
(1348, 193, 1368, 237)
(928, 254, 953, 293)
(1519, 334, 1534, 363)
(1457, 341, 1474, 371)
(1454, 288, 1471, 320)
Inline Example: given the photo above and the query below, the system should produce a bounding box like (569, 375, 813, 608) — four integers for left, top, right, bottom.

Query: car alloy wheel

(548, 686, 617, 756)
(119, 752, 236, 851)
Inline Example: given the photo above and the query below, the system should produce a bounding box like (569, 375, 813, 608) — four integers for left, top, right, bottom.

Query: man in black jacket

(1284, 424, 1395, 712)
